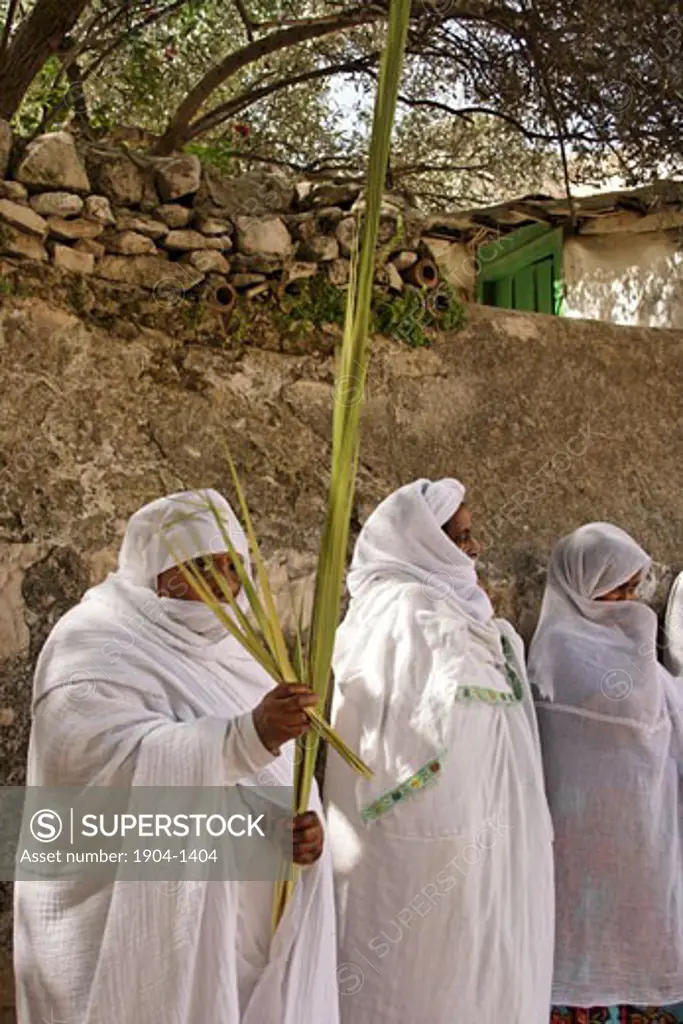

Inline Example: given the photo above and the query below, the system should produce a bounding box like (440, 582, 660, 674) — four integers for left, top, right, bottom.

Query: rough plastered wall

(563, 230, 683, 329)
(1, 285, 683, 1010)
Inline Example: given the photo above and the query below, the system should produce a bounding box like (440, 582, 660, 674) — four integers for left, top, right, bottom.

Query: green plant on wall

(279, 277, 347, 329)
(187, 140, 246, 177)
(373, 282, 466, 347)
(436, 285, 468, 332)
(279, 277, 466, 348)
(373, 287, 426, 346)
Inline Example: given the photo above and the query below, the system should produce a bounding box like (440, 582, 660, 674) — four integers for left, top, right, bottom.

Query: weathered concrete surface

(1, 291, 683, 997)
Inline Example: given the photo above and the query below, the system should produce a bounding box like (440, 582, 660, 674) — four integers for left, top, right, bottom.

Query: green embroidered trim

(502, 636, 524, 700)
(360, 640, 524, 823)
(456, 636, 524, 705)
(361, 755, 444, 822)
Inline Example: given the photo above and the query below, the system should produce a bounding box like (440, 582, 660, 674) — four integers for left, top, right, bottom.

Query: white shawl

(325, 479, 554, 1024)
(14, 489, 339, 1024)
(347, 477, 495, 624)
(529, 522, 683, 1007)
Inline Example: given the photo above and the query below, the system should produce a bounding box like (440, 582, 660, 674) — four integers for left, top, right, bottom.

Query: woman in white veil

(325, 478, 554, 1024)
(14, 488, 338, 1024)
(529, 522, 683, 1023)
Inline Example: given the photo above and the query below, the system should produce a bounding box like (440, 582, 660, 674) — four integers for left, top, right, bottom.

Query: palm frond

(289, 1, 412, 911)
(160, 502, 373, 773)
(161, 0, 411, 937)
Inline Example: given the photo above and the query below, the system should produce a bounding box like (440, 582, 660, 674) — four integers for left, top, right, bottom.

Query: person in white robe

(14, 488, 339, 1024)
(324, 478, 554, 1024)
(664, 569, 683, 677)
(529, 522, 683, 1016)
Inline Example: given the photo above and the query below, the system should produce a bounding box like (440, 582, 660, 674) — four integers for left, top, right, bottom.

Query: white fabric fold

(118, 487, 248, 588)
(15, 489, 339, 1024)
(529, 522, 683, 1007)
(325, 480, 554, 1023)
(664, 570, 683, 677)
(347, 477, 494, 624)
(422, 477, 466, 527)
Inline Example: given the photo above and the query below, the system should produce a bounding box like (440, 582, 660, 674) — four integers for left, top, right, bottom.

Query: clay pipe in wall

(207, 281, 237, 313)
(404, 258, 439, 290)
(426, 288, 452, 318)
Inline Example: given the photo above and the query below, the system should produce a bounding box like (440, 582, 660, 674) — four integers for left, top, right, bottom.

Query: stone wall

(5, 127, 683, 339)
(0, 128, 462, 317)
(1, 270, 683, 1009)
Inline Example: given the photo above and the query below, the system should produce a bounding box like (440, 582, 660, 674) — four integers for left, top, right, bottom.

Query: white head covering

(528, 522, 663, 721)
(45, 487, 252, 663)
(541, 521, 650, 608)
(347, 477, 493, 623)
(33, 486, 273, 710)
(117, 488, 250, 588)
(422, 478, 466, 528)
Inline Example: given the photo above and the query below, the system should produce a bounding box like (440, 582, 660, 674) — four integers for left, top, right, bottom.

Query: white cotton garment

(422, 477, 466, 527)
(159, 595, 237, 642)
(529, 522, 683, 1007)
(664, 570, 683, 677)
(14, 489, 339, 1024)
(325, 479, 554, 1024)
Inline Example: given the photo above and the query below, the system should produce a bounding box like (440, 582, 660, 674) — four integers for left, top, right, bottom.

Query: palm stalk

(277, 0, 412, 927)
(161, 0, 412, 936)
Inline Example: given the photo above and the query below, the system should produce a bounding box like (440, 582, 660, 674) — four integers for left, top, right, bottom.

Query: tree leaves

(3, 0, 681, 205)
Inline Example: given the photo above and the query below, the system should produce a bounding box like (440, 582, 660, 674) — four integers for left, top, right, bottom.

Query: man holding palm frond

(15, 489, 339, 1024)
(326, 478, 554, 1023)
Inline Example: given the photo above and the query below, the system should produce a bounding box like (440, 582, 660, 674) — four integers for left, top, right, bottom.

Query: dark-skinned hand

(292, 811, 324, 866)
(252, 683, 318, 755)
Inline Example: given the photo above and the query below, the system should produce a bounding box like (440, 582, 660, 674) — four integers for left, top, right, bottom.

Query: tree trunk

(0, 0, 91, 121)
(64, 57, 91, 133)
(153, 7, 383, 155)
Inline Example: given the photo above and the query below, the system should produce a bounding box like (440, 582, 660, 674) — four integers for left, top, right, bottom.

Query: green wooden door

(476, 224, 564, 315)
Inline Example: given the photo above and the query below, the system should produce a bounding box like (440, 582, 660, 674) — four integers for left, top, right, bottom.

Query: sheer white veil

(528, 522, 664, 725)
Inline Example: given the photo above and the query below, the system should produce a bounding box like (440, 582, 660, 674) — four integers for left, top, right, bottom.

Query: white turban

(117, 489, 250, 590)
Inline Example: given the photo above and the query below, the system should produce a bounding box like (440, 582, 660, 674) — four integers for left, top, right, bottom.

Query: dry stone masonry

(0, 125, 478, 312)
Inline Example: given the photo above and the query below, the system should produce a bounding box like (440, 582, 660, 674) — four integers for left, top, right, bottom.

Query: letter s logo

(30, 809, 63, 843)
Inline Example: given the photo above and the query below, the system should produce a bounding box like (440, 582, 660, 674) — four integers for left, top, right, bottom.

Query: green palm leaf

(161, 0, 412, 937)
(293, 0, 412, 855)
